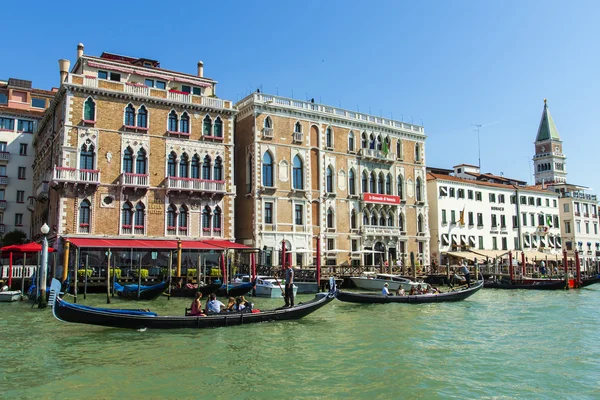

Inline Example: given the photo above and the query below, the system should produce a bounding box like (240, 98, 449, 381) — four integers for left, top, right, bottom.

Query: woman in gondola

(189, 292, 205, 316)
(226, 297, 236, 311)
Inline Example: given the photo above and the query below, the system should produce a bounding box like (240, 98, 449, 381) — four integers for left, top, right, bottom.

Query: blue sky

(2, 0, 598, 190)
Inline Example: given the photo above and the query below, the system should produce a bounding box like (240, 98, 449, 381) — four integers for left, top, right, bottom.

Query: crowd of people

(380, 283, 441, 296)
(188, 292, 254, 316)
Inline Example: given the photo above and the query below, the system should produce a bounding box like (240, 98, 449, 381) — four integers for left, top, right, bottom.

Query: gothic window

(135, 202, 145, 228)
(214, 116, 223, 137)
(262, 152, 274, 187)
(203, 115, 212, 136)
(348, 169, 356, 195)
(125, 104, 135, 126)
(180, 112, 190, 134)
(326, 166, 334, 193)
(348, 131, 355, 152)
(168, 110, 178, 132)
(167, 152, 177, 177)
(122, 202, 133, 227)
(83, 98, 95, 121)
(137, 105, 148, 128)
(213, 156, 223, 181)
(191, 154, 200, 179)
(80, 143, 95, 170)
(202, 155, 211, 180)
(179, 153, 189, 178)
(293, 155, 303, 190)
(136, 148, 147, 174)
(213, 206, 222, 231)
(123, 147, 133, 173)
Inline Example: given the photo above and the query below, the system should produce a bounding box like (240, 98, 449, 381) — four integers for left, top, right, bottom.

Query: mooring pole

(106, 249, 111, 304)
(84, 254, 88, 300)
(137, 253, 142, 300)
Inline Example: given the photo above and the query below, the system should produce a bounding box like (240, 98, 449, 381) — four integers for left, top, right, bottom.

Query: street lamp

(38, 223, 50, 308)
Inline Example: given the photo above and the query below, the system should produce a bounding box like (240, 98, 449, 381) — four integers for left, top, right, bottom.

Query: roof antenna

(276, 87, 279, 95)
(471, 124, 483, 170)
(291, 89, 294, 98)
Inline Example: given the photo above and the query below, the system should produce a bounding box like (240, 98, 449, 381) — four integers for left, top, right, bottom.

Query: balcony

(0, 151, 8, 163)
(0, 176, 7, 185)
(262, 127, 274, 139)
(292, 132, 303, 143)
(166, 177, 225, 194)
(358, 148, 396, 163)
(69, 74, 233, 111)
(120, 173, 149, 189)
(0, 224, 4, 234)
(361, 226, 401, 236)
(36, 181, 49, 200)
(0, 200, 5, 210)
(53, 167, 100, 186)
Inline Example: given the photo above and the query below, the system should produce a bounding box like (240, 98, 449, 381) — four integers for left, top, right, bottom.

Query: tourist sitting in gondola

(396, 287, 406, 296)
(226, 297, 236, 311)
(409, 286, 417, 295)
(206, 293, 225, 313)
(233, 297, 245, 311)
(381, 283, 390, 295)
(189, 292, 206, 316)
(240, 296, 253, 310)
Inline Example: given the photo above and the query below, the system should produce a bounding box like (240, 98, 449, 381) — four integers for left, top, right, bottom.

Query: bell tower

(533, 99, 567, 184)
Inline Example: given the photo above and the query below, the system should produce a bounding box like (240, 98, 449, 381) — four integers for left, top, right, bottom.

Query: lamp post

(38, 223, 50, 308)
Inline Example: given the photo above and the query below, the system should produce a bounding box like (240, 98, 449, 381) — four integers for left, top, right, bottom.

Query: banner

(362, 193, 401, 205)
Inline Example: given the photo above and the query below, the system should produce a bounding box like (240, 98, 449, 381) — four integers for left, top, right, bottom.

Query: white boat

(0, 286, 21, 302)
(350, 273, 421, 292)
(237, 275, 298, 298)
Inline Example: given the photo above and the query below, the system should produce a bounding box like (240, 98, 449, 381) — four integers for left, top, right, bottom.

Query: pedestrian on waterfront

(189, 292, 205, 316)
(460, 260, 471, 288)
(284, 264, 295, 307)
(396, 258, 403, 272)
(207, 293, 225, 313)
(381, 283, 390, 295)
(540, 260, 546, 275)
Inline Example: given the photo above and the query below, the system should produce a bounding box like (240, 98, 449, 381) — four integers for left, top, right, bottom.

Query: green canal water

(1, 287, 599, 399)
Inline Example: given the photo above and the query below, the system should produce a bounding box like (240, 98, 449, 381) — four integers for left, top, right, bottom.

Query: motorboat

(350, 273, 420, 292)
(0, 286, 21, 302)
(236, 275, 298, 298)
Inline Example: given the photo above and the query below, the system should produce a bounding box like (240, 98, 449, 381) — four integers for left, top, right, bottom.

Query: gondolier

(460, 260, 471, 288)
(284, 264, 295, 307)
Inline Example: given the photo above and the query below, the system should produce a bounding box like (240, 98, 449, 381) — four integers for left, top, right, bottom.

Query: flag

(459, 207, 465, 225)
(546, 215, 552, 227)
(382, 139, 389, 156)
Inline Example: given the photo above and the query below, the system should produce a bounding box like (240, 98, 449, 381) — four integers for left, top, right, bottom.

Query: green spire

(536, 99, 561, 142)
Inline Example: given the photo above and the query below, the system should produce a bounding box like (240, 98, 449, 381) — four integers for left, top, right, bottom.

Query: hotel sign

(362, 193, 401, 205)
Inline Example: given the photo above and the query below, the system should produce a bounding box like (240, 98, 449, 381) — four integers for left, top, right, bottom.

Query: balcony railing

(292, 132, 303, 143)
(69, 74, 233, 110)
(358, 148, 396, 162)
(262, 127, 274, 138)
(0, 152, 9, 162)
(120, 173, 149, 188)
(166, 177, 225, 193)
(361, 226, 401, 236)
(53, 167, 100, 185)
(0, 200, 6, 210)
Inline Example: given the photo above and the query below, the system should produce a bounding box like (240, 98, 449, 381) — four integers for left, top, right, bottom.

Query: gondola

(483, 280, 565, 290)
(114, 281, 169, 300)
(50, 278, 336, 330)
(214, 281, 255, 297)
(335, 280, 483, 304)
(579, 275, 600, 288)
(167, 282, 222, 298)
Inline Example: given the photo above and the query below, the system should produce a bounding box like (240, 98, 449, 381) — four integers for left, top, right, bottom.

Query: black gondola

(579, 275, 600, 288)
(50, 278, 337, 330)
(483, 280, 565, 290)
(336, 280, 483, 304)
(167, 283, 222, 298)
(214, 281, 255, 298)
(114, 281, 169, 300)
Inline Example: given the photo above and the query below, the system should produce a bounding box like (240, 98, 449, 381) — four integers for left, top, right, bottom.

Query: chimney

(58, 59, 71, 84)
(197, 61, 204, 77)
(542, 178, 546, 190)
(77, 43, 84, 59)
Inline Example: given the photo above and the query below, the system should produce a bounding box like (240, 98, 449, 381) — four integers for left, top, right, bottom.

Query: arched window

(191, 154, 200, 179)
(294, 121, 302, 133)
(80, 143, 95, 170)
(362, 171, 368, 192)
(136, 148, 147, 174)
(396, 140, 403, 159)
(79, 199, 91, 227)
(293, 155, 303, 190)
(327, 207, 334, 228)
(125, 104, 135, 126)
(214, 116, 223, 137)
(167, 204, 176, 229)
(326, 127, 333, 148)
(416, 177, 422, 202)
(326, 166, 334, 193)
(351, 209, 357, 229)
(369, 171, 376, 193)
(167, 152, 177, 177)
(213, 157, 223, 181)
(202, 206, 211, 231)
(348, 131, 355, 152)
(168, 110, 178, 132)
(262, 152, 273, 187)
(385, 173, 391, 195)
(397, 175, 404, 199)
(122, 147, 133, 173)
(122, 202, 133, 227)
(378, 173, 384, 194)
(379, 214, 386, 227)
(371, 212, 378, 226)
(415, 143, 421, 161)
(264, 116, 272, 128)
(213, 206, 222, 231)
(135, 202, 145, 228)
(417, 214, 423, 232)
(203, 115, 212, 136)
(369, 134, 375, 149)
(399, 213, 405, 231)
(179, 205, 188, 230)
(388, 214, 394, 227)
(84, 98, 95, 121)
(348, 169, 356, 195)
(376, 135, 382, 151)
(202, 155, 211, 180)
(137, 105, 148, 128)
(179, 153, 189, 178)
(361, 132, 367, 149)
(363, 210, 369, 226)
(180, 112, 190, 134)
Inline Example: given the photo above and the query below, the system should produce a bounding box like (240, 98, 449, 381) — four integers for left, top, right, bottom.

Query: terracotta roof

(0, 106, 45, 118)
(453, 163, 479, 169)
(427, 172, 558, 196)
(30, 88, 57, 96)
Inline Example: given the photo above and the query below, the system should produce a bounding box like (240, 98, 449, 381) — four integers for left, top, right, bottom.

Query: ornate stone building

(235, 93, 430, 267)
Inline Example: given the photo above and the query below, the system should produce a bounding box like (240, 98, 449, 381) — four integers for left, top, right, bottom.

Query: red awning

(1, 242, 56, 253)
(67, 238, 230, 250)
(180, 241, 223, 250)
(201, 240, 252, 250)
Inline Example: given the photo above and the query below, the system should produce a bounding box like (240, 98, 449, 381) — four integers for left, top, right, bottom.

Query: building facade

(428, 164, 562, 264)
(0, 78, 54, 239)
(235, 93, 429, 268)
(32, 44, 236, 253)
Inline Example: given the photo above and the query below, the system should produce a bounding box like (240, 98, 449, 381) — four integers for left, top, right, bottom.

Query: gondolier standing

(460, 260, 471, 288)
(284, 264, 294, 307)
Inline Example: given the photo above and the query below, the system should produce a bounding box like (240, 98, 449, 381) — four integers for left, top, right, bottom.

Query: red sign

(362, 193, 401, 205)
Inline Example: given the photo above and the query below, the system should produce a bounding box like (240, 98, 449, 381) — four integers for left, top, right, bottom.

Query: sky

(2, 0, 598, 190)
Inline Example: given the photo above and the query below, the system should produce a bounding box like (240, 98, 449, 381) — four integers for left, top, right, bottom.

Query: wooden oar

(272, 273, 286, 297)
